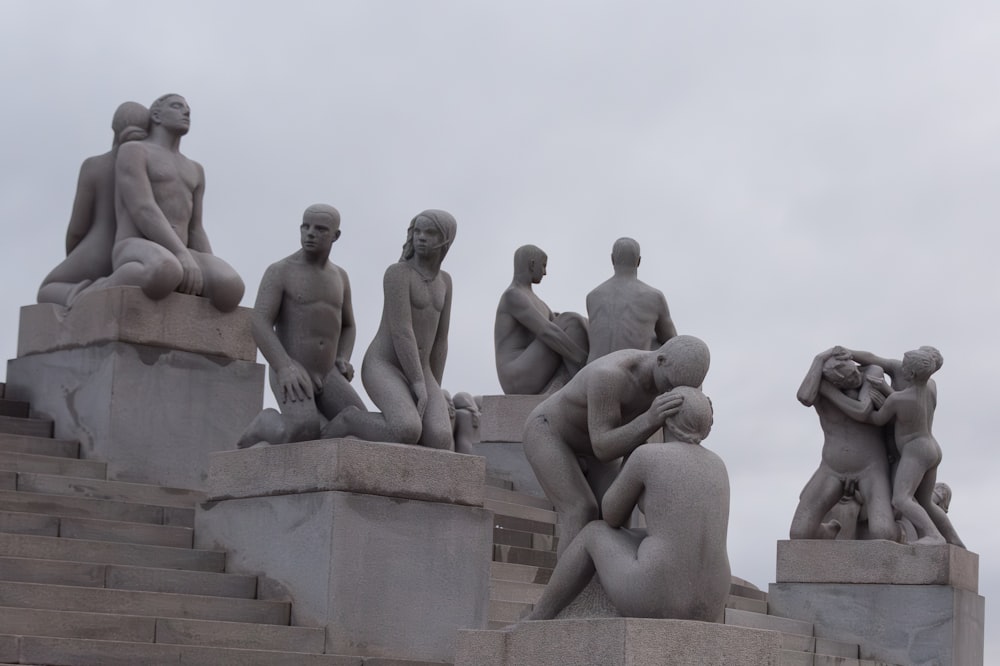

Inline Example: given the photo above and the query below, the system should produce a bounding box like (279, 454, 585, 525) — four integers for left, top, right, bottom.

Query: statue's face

(154, 95, 190, 135)
(300, 214, 337, 255)
(530, 257, 547, 284)
(825, 359, 862, 389)
(412, 217, 444, 257)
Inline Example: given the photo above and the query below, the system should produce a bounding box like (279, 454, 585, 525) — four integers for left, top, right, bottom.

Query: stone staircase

(0, 382, 441, 665)
(479, 473, 900, 666)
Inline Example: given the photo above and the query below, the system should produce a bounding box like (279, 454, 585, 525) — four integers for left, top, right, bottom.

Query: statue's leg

(789, 467, 844, 539)
(918, 465, 964, 547)
(587, 457, 623, 515)
(236, 408, 288, 448)
(325, 356, 422, 444)
(858, 469, 898, 541)
(891, 453, 945, 545)
(108, 238, 183, 300)
(524, 416, 598, 556)
(191, 251, 245, 313)
(554, 311, 589, 376)
(316, 369, 366, 422)
(418, 380, 454, 450)
(498, 341, 563, 394)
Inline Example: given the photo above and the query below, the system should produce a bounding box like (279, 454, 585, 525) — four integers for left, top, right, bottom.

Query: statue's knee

(213, 272, 245, 312)
(393, 417, 423, 445)
(146, 255, 183, 298)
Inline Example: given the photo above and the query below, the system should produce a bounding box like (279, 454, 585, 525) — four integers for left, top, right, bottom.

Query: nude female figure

(834, 347, 964, 547)
(323, 210, 457, 449)
(523, 387, 731, 622)
(37, 102, 149, 306)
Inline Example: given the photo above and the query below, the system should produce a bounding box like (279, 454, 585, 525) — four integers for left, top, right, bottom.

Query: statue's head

(654, 335, 710, 393)
(663, 386, 714, 444)
(300, 204, 341, 254)
(111, 102, 149, 147)
(611, 237, 640, 269)
(822, 357, 862, 389)
(400, 209, 457, 262)
(149, 93, 190, 135)
(514, 244, 547, 283)
(933, 482, 952, 512)
(902, 346, 942, 382)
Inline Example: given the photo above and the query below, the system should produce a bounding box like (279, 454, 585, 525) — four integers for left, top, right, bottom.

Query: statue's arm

(797, 347, 848, 406)
(384, 265, 424, 386)
(588, 375, 671, 462)
(252, 263, 314, 401)
(506, 290, 587, 364)
(335, 266, 357, 377)
(65, 160, 98, 254)
(848, 349, 901, 380)
(818, 380, 873, 422)
(654, 292, 677, 343)
(601, 453, 644, 527)
(186, 162, 212, 253)
(115, 144, 188, 255)
(429, 272, 452, 384)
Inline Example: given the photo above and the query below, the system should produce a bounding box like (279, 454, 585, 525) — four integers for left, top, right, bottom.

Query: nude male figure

(523, 335, 710, 555)
(524, 387, 730, 622)
(237, 204, 365, 448)
(790, 347, 897, 541)
(107, 93, 244, 311)
(494, 245, 589, 395)
(586, 237, 676, 363)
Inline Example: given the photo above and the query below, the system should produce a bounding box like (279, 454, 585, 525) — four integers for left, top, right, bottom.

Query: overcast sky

(2, 1, 997, 659)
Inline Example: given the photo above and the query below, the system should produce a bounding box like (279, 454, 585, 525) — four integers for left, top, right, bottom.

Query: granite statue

(585, 237, 676, 363)
(833, 346, 964, 547)
(522, 386, 731, 622)
(451, 391, 482, 456)
(494, 245, 589, 395)
(790, 347, 897, 541)
(323, 210, 457, 449)
(523, 335, 710, 554)
(103, 93, 244, 311)
(37, 102, 150, 306)
(237, 204, 365, 448)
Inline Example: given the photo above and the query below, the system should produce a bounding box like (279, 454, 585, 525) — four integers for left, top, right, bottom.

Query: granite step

(14, 472, 205, 509)
(730, 581, 768, 601)
(484, 475, 513, 491)
(0, 580, 289, 624)
(0, 489, 193, 527)
(490, 578, 545, 605)
(493, 527, 556, 551)
(3, 635, 366, 666)
(0, 450, 106, 479)
(0, 433, 79, 458)
(484, 498, 557, 525)
(1, 511, 191, 548)
(725, 594, 767, 614)
(0, 415, 52, 438)
(0, 399, 29, 419)
(725, 607, 813, 637)
(0, 556, 256, 598)
(493, 513, 555, 536)
(0, 532, 225, 572)
(488, 599, 531, 624)
(490, 561, 552, 585)
(493, 543, 556, 569)
(484, 485, 553, 510)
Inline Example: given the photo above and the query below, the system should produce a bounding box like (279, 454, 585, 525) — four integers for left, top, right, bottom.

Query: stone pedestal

(5, 288, 263, 490)
(455, 618, 782, 666)
(194, 438, 494, 663)
(475, 395, 546, 496)
(767, 540, 985, 666)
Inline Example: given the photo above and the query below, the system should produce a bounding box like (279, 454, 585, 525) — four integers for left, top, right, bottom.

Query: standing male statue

(106, 93, 244, 311)
(586, 237, 676, 363)
(237, 204, 365, 448)
(494, 244, 589, 394)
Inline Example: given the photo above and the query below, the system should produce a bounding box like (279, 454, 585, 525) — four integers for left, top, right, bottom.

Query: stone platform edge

(456, 618, 782, 666)
(206, 438, 486, 506)
(17, 287, 257, 361)
(776, 539, 978, 592)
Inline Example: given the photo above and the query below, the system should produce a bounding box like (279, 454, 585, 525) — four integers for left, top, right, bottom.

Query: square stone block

(17, 287, 257, 361)
(206, 437, 485, 506)
(768, 582, 984, 666)
(6, 342, 263, 490)
(775, 540, 978, 592)
(195, 439, 494, 663)
(455, 618, 782, 666)
(472, 441, 545, 497)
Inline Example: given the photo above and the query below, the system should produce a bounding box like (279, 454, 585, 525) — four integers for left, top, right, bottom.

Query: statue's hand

(335, 359, 355, 382)
(870, 387, 886, 409)
(411, 381, 428, 417)
(277, 361, 314, 403)
(649, 391, 684, 426)
(177, 251, 205, 296)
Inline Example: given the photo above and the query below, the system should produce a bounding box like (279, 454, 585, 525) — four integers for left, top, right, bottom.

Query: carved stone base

(455, 618, 781, 666)
(195, 438, 494, 663)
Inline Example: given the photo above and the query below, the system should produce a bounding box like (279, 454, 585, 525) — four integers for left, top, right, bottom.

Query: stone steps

(0, 488, 194, 526)
(0, 433, 79, 458)
(0, 509, 193, 547)
(0, 399, 29, 418)
(484, 485, 552, 510)
(0, 532, 225, 571)
(12, 471, 205, 508)
(0, 415, 53, 439)
(0, 450, 107, 479)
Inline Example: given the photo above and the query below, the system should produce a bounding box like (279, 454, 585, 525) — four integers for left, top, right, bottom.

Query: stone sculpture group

(36, 98, 969, 638)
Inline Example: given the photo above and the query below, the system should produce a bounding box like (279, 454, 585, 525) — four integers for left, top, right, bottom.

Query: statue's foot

(914, 535, 947, 546)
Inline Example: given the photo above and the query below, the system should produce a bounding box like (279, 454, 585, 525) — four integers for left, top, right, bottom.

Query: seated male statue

(586, 237, 676, 363)
(523, 335, 710, 555)
(523, 386, 731, 622)
(103, 93, 244, 311)
(237, 204, 365, 448)
(494, 244, 588, 394)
